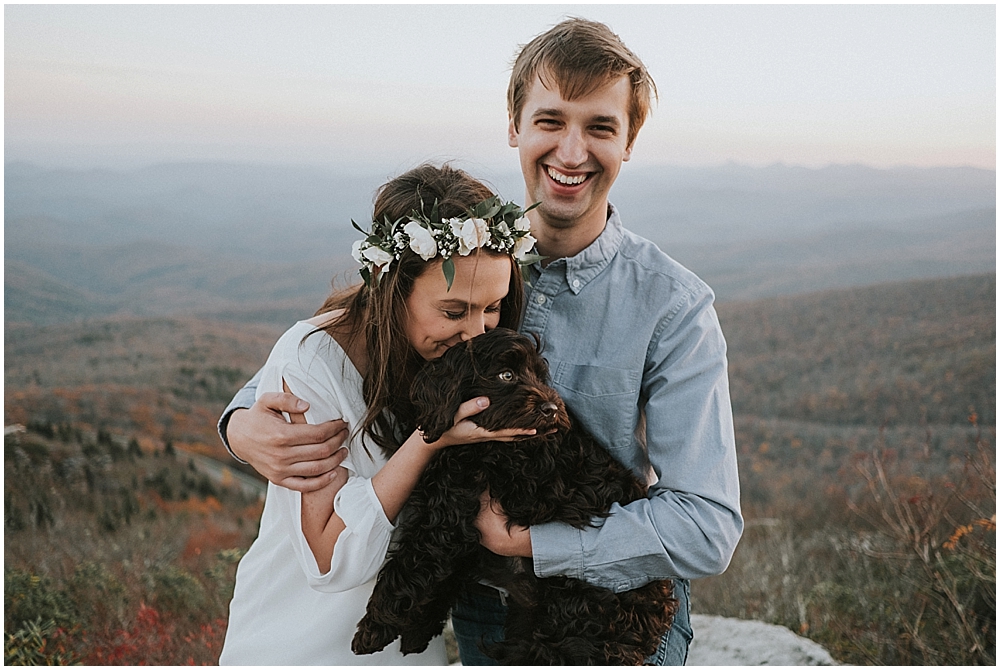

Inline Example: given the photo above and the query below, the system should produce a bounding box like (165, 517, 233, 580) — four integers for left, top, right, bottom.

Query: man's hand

(475, 490, 532, 557)
(228, 391, 349, 492)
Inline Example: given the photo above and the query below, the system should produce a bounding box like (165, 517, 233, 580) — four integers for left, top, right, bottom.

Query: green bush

(148, 566, 206, 618)
(694, 440, 996, 665)
(4, 569, 77, 632)
(66, 562, 127, 626)
(205, 548, 246, 607)
(4, 618, 77, 666)
(5, 492, 27, 532)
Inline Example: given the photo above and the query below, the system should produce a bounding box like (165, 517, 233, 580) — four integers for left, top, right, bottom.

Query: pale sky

(4, 4, 996, 171)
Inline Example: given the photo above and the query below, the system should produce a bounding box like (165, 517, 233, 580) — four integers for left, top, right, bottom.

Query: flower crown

(351, 195, 540, 289)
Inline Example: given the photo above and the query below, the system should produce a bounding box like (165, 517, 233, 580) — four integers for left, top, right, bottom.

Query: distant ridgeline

(4, 161, 995, 324)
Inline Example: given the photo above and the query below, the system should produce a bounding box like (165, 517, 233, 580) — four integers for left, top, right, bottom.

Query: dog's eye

(498, 370, 514, 382)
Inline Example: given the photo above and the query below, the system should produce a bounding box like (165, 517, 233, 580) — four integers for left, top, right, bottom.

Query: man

(220, 18, 742, 665)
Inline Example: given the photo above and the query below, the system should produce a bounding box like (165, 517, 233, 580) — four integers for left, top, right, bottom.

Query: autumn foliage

(4, 424, 260, 665)
(5, 274, 995, 665)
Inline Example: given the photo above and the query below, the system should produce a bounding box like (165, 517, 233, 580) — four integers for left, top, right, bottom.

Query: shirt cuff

(218, 375, 260, 465)
(530, 520, 586, 580)
(217, 406, 250, 465)
(338, 475, 396, 533)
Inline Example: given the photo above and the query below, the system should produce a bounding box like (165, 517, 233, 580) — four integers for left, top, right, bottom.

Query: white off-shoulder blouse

(220, 320, 446, 665)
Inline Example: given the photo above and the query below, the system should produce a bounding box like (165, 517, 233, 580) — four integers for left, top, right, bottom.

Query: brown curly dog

(352, 327, 677, 664)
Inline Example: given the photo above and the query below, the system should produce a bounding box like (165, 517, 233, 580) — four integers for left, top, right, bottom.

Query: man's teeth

(547, 168, 587, 185)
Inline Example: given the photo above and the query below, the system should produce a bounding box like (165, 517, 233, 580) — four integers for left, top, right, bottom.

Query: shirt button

(535, 294, 547, 305)
(572, 279, 581, 289)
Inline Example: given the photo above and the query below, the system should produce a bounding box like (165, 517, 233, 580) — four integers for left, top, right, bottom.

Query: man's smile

(545, 165, 591, 187)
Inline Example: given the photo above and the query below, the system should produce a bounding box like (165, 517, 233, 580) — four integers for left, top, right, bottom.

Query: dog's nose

(541, 402, 559, 416)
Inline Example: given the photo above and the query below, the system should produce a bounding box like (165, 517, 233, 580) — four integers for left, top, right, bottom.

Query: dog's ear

(410, 351, 466, 444)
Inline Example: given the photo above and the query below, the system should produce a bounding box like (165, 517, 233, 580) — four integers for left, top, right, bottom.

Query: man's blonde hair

(507, 18, 657, 150)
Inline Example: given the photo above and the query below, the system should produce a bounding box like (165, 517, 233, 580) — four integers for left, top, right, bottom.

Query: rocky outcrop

(688, 614, 836, 666)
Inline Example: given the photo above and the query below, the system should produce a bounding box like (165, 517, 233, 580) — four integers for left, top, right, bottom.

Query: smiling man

(450, 19, 743, 665)
(513, 73, 632, 238)
(219, 18, 741, 667)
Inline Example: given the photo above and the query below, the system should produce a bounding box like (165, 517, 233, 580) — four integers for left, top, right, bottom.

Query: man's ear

(623, 141, 633, 162)
(507, 116, 519, 148)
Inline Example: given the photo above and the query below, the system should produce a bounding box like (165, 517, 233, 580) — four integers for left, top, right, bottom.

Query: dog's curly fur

(351, 328, 677, 664)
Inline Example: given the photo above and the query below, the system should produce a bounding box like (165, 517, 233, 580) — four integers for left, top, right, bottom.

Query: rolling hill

(5, 271, 994, 667)
(5, 239, 344, 326)
(5, 161, 995, 326)
(6, 273, 993, 462)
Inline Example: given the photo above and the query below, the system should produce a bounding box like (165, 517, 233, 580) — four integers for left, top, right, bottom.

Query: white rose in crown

(403, 221, 438, 261)
(450, 217, 490, 256)
(513, 216, 531, 232)
(351, 239, 366, 263)
(512, 232, 537, 260)
(361, 244, 394, 270)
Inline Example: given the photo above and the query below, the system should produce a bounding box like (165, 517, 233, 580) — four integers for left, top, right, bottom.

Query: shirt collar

(551, 203, 624, 294)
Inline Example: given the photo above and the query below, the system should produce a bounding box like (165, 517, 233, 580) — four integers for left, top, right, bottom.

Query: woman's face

(404, 253, 512, 360)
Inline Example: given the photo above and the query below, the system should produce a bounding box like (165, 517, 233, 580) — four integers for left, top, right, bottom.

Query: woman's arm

(283, 390, 350, 573)
(299, 395, 536, 573)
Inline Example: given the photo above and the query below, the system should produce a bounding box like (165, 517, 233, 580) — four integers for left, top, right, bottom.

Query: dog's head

(410, 328, 570, 444)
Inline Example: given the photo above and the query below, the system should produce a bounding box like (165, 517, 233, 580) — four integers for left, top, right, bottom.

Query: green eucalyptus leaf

(519, 253, 545, 266)
(471, 196, 494, 215)
(483, 203, 502, 220)
(442, 257, 456, 291)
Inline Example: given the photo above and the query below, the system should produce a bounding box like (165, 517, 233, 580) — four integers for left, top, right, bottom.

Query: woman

(219, 164, 537, 665)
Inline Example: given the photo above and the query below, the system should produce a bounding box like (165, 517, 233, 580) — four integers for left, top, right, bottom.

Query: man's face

(508, 73, 633, 233)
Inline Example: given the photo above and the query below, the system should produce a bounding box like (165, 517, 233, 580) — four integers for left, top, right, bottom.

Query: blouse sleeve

(256, 330, 395, 594)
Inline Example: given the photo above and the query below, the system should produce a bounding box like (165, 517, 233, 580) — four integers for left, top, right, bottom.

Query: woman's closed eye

(445, 303, 501, 321)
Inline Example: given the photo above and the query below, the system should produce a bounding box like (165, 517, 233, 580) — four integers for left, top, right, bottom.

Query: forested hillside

(703, 274, 995, 664)
(721, 273, 995, 426)
(5, 273, 995, 664)
(5, 318, 284, 454)
(4, 425, 260, 664)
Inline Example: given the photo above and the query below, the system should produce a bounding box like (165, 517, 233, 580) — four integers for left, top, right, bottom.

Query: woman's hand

(421, 397, 537, 450)
(228, 391, 350, 492)
(476, 490, 532, 557)
(371, 396, 534, 525)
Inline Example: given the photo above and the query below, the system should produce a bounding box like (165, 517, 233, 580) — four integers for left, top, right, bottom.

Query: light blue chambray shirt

(220, 204, 742, 591)
(520, 204, 742, 592)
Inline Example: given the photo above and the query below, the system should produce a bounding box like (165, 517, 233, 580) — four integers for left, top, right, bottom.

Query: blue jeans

(451, 579, 692, 665)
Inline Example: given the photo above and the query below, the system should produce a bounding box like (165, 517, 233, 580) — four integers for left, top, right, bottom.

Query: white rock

(688, 614, 836, 666)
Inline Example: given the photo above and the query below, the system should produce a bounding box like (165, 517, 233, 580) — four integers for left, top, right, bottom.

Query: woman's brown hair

(314, 164, 525, 455)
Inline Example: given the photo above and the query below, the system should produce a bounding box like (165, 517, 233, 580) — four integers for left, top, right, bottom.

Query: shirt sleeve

(530, 285, 744, 591)
(259, 338, 395, 594)
(268, 473, 395, 594)
(217, 368, 262, 463)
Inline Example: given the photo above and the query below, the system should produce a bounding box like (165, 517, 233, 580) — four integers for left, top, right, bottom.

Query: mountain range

(5, 161, 994, 325)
